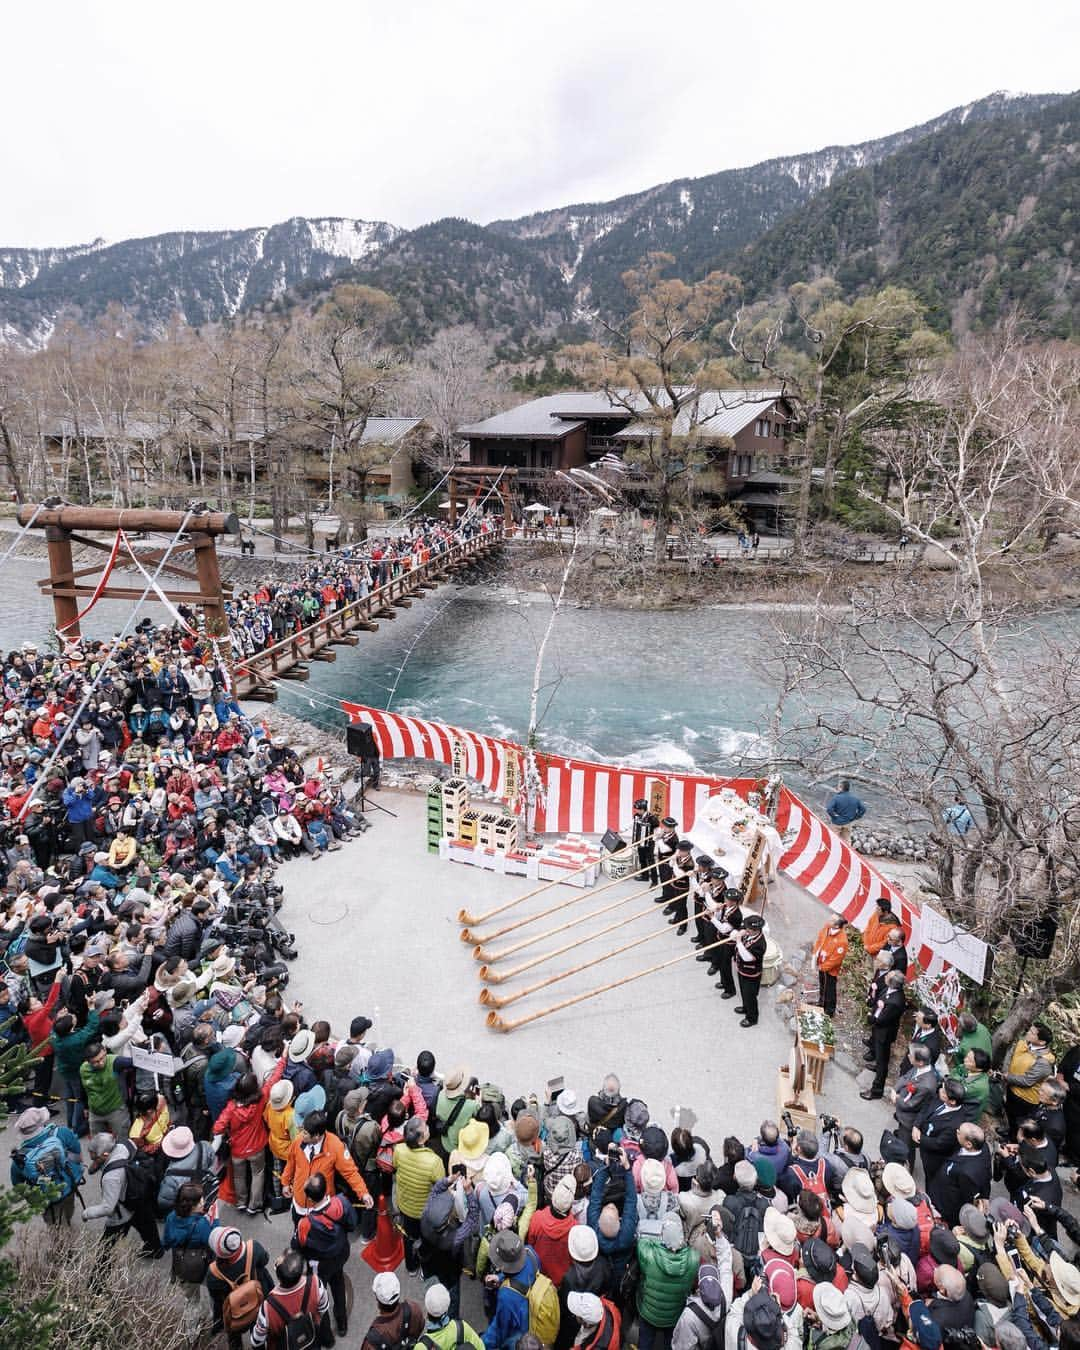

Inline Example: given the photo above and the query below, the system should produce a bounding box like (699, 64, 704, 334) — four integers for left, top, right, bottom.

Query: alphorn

(478, 893, 660, 981)
(479, 902, 729, 1002)
(474, 882, 655, 964)
(485, 931, 745, 1033)
(457, 848, 637, 925)
(461, 861, 654, 946)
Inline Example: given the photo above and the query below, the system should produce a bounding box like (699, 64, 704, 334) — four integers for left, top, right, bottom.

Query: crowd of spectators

(225, 515, 493, 661)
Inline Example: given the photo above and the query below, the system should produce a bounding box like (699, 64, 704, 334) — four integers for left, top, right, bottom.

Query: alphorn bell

(474, 882, 655, 964)
(479, 902, 730, 1005)
(456, 848, 638, 925)
(485, 930, 747, 1033)
(460, 861, 654, 946)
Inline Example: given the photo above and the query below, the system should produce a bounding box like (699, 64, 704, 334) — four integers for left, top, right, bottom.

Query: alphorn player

(733, 913, 768, 1028)
(630, 798, 659, 888)
(663, 840, 695, 937)
(653, 816, 679, 902)
(689, 854, 716, 951)
(710, 885, 743, 992)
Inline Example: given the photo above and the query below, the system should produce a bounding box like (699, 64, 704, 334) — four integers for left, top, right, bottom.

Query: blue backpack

(11, 1127, 84, 1199)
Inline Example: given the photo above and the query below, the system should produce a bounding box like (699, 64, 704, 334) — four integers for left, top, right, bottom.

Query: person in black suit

(861, 970, 906, 1100)
(1034, 1080, 1068, 1156)
(927, 1122, 993, 1227)
(891, 1045, 941, 1165)
(733, 915, 767, 1028)
(899, 1009, 943, 1076)
(882, 927, 910, 974)
(914, 1078, 967, 1185)
(862, 950, 896, 1054)
(1000, 1144, 1063, 1238)
(630, 799, 659, 888)
(663, 842, 695, 937)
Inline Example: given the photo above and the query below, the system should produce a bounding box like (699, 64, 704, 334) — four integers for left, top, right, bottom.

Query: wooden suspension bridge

(17, 502, 503, 700)
(232, 527, 502, 698)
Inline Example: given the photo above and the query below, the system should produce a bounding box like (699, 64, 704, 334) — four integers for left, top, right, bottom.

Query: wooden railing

(233, 527, 502, 697)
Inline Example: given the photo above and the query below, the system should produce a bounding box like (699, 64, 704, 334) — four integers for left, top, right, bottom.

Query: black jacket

(927, 1147, 992, 1227)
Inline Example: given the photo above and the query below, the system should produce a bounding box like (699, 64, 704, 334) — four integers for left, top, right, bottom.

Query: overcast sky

(6, 0, 1079, 248)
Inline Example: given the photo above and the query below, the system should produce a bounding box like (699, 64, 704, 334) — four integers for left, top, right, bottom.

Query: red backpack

(914, 1195, 937, 1256)
(790, 1158, 830, 1209)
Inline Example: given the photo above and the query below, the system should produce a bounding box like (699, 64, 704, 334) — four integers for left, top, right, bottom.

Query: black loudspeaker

(601, 830, 626, 854)
(1011, 910, 1057, 960)
(346, 725, 379, 760)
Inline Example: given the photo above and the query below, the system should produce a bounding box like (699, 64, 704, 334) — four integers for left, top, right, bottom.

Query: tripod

(353, 764, 398, 819)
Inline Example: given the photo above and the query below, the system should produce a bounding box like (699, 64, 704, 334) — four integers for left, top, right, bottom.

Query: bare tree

(755, 332, 1080, 1052)
(403, 325, 509, 467)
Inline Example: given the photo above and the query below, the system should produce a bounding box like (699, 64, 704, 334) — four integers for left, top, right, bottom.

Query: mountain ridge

(0, 89, 1072, 347)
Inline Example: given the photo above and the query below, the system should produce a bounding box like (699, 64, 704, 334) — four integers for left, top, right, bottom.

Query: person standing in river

(826, 780, 866, 841)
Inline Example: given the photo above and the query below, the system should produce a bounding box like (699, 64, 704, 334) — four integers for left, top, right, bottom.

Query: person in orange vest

(812, 917, 849, 1017)
(862, 897, 899, 957)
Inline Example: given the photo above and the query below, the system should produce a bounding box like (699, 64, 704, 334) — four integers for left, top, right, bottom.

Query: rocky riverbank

(493, 541, 1080, 613)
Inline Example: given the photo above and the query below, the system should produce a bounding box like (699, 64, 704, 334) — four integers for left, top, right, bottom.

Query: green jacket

(393, 1142, 446, 1219)
(81, 1054, 125, 1116)
(962, 1071, 991, 1117)
(435, 1091, 478, 1152)
(636, 1238, 699, 1328)
(421, 1318, 485, 1350)
(953, 1022, 993, 1072)
(51, 1011, 100, 1080)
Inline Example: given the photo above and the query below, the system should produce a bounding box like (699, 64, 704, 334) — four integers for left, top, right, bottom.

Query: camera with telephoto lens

(819, 1114, 839, 1133)
(781, 1110, 798, 1141)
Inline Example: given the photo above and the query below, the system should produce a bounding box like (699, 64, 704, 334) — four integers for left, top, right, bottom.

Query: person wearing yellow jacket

(393, 1116, 447, 1264)
(265, 1078, 297, 1209)
(1005, 1023, 1056, 1138)
(812, 917, 850, 1017)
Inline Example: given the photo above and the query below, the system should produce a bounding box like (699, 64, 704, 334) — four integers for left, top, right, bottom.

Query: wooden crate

(776, 1067, 817, 1133)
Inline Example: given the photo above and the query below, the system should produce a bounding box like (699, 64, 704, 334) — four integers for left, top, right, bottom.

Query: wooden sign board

(739, 829, 767, 907)
(452, 738, 466, 777)
(649, 779, 669, 822)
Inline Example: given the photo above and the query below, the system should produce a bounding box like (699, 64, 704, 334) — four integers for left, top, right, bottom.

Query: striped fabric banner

(340, 702, 943, 976)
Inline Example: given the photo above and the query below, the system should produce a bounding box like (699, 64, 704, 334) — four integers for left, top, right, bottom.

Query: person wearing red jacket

(527, 1175, 578, 1286)
(812, 917, 849, 1017)
(21, 969, 62, 1108)
(214, 1059, 285, 1214)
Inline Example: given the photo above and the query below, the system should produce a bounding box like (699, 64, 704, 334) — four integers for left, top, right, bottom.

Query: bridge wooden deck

(233, 529, 501, 699)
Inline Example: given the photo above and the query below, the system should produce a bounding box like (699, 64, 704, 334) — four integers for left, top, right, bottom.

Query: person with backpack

(292, 1171, 357, 1338)
(637, 1214, 699, 1350)
(251, 1249, 335, 1350)
(266, 1077, 298, 1210)
(214, 1065, 285, 1215)
(362, 1271, 424, 1350)
(724, 1161, 769, 1277)
(557, 1223, 611, 1350)
(81, 1129, 163, 1257)
(420, 1282, 485, 1350)
(79, 1039, 134, 1141)
(206, 1226, 273, 1348)
(567, 1290, 622, 1350)
(9, 1105, 84, 1225)
(436, 1068, 479, 1159)
(395, 1115, 447, 1260)
(420, 1173, 483, 1317)
(783, 1131, 835, 1208)
(810, 1282, 861, 1350)
(162, 1179, 217, 1298)
(672, 1262, 725, 1350)
(483, 1230, 555, 1350)
(527, 1174, 579, 1286)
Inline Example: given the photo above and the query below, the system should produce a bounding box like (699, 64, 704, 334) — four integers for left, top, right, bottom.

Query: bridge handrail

(235, 527, 501, 684)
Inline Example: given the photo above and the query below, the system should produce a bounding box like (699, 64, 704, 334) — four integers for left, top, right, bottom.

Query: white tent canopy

(590, 507, 618, 518)
(523, 502, 550, 513)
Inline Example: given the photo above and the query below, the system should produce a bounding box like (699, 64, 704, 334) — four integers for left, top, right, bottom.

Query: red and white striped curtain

(340, 702, 942, 976)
